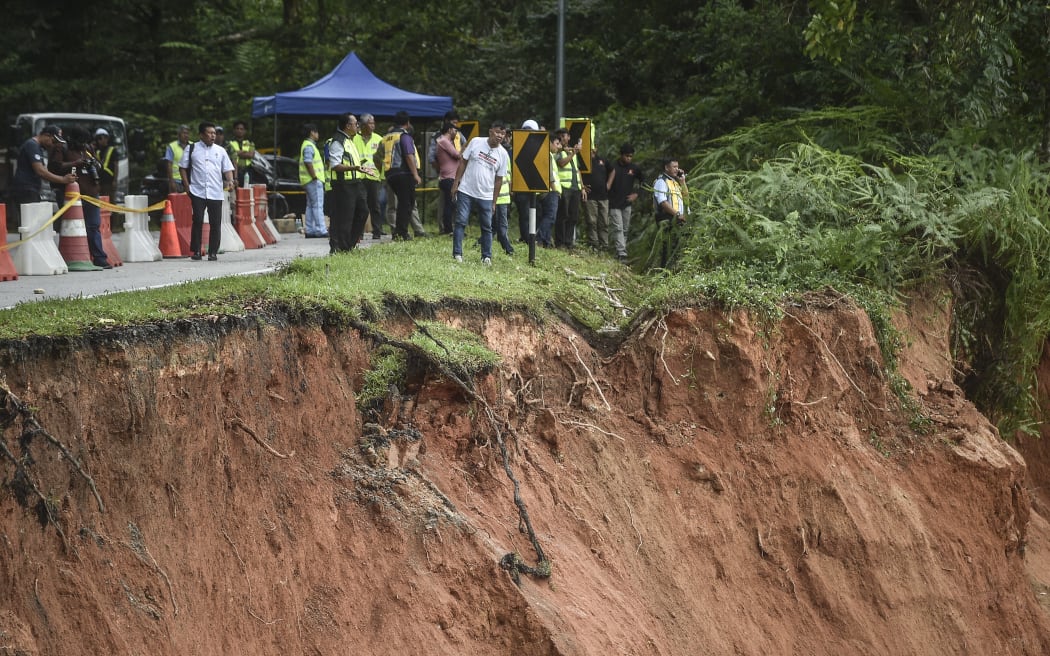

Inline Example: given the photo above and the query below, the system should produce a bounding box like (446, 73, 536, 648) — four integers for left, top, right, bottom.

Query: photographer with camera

(48, 126, 112, 268)
(652, 158, 689, 268)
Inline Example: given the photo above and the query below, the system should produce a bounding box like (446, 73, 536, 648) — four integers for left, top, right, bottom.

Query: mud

(0, 292, 1048, 655)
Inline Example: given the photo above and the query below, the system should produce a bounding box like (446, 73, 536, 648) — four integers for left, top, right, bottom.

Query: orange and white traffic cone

(158, 200, 185, 258)
(58, 181, 102, 271)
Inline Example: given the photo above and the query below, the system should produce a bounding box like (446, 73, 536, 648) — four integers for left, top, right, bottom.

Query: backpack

(322, 137, 334, 174)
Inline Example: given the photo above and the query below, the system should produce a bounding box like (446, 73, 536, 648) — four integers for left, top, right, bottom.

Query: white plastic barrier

(220, 191, 245, 252)
(119, 195, 162, 262)
(12, 202, 68, 275)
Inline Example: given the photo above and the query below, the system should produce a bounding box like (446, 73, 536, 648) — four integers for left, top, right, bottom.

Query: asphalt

(0, 230, 380, 310)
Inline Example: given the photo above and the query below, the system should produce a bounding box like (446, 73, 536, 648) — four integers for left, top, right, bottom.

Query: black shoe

(191, 253, 202, 261)
(93, 260, 113, 269)
(208, 254, 218, 261)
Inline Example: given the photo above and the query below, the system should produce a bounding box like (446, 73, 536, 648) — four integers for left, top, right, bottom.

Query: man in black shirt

(7, 125, 76, 230)
(607, 143, 644, 262)
(581, 148, 611, 251)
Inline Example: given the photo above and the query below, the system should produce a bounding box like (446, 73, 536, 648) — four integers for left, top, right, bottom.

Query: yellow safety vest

(353, 132, 383, 181)
(549, 152, 562, 194)
(380, 129, 419, 174)
(557, 152, 580, 190)
(229, 139, 255, 169)
(658, 175, 684, 215)
(169, 141, 185, 182)
(497, 173, 511, 205)
(331, 133, 362, 183)
(299, 139, 325, 185)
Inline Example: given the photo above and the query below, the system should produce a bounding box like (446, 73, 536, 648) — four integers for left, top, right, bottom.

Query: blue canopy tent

(251, 52, 452, 226)
(251, 52, 453, 118)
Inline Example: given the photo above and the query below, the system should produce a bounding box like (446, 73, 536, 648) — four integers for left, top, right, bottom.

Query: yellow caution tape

(1, 193, 167, 252)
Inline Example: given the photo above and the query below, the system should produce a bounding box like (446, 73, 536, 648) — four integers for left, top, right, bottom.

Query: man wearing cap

(6, 125, 76, 229)
(93, 128, 116, 200)
(164, 124, 191, 194)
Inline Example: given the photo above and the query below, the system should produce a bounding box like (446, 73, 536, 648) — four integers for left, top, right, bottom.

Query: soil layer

(1, 294, 1048, 655)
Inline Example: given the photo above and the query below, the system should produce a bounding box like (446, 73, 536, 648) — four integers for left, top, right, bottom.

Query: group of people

(439, 116, 654, 265)
(156, 110, 682, 266)
(9, 123, 120, 268)
(297, 110, 420, 253)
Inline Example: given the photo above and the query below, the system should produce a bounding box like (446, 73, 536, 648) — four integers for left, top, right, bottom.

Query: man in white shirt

(450, 121, 510, 265)
(180, 122, 235, 261)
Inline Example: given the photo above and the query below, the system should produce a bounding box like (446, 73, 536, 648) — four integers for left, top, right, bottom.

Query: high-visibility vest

(169, 141, 185, 182)
(330, 132, 362, 183)
(497, 156, 511, 205)
(549, 152, 562, 194)
(299, 138, 325, 185)
(557, 151, 580, 190)
(353, 132, 383, 181)
(381, 129, 419, 174)
(98, 145, 115, 180)
(229, 139, 255, 169)
(656, 174, 684, 215)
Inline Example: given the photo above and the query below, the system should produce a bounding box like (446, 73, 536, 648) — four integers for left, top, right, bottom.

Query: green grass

(0, 236, 647, 340)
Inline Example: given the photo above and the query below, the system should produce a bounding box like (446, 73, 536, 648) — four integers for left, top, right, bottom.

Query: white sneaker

(454, 254, 463, 263)
(482, 257, 492, 266)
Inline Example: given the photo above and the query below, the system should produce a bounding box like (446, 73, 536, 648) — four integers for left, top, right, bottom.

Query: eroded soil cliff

(1, 293, 1048, 655)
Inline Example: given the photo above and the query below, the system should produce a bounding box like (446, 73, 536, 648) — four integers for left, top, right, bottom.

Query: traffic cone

(58, 181, 102, 271)
(0, 204, 18, 281)
(158, 200, 185, 258)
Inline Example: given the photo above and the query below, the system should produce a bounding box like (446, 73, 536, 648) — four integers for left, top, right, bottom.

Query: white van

(3, 112, 129, 202)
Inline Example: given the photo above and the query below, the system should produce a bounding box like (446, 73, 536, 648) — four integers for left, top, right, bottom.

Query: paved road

(0, 231, 376, 310)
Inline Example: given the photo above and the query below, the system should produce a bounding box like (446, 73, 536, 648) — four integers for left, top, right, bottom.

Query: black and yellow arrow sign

(563, 118, 592, 174)
(458, 120, 479, 143)
(511, 130, 550, 193)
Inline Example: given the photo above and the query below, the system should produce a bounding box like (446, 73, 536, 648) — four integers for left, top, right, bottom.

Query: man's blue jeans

(453, 193, 493, 260)
(304, 179, 326, 236)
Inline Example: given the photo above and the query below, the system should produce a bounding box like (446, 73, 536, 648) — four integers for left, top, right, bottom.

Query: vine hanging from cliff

(0, 382, 105, 551)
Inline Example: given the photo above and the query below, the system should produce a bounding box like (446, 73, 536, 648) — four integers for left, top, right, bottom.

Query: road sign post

(512, 129, 551, 265)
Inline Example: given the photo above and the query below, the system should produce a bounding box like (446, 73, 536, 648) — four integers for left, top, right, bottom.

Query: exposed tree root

(222, 527, 280, 625)
(226, 416, 295, 459)
(358, 303, 552, 585)
(0, 383, 104, 554)
(568, 335, 611, 411)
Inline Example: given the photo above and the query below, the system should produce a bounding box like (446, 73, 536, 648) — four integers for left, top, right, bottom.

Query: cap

(94, 128, 109, 137)
(42, 125, 65, 143)
(521, 119, 539, 131)
(215, 126, 224, 133)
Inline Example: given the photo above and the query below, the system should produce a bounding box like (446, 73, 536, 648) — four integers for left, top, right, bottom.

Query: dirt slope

(0, 293, 1048, 655)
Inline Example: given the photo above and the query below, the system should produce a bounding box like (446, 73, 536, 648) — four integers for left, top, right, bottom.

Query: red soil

(0, 292, 1048, 654)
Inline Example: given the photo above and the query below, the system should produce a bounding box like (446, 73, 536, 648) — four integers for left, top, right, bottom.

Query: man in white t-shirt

(450, 121, 510, 265)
